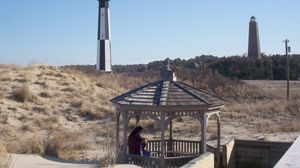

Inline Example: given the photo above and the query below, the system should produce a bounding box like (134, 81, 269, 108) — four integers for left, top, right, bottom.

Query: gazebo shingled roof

(111, 80, 224, 107)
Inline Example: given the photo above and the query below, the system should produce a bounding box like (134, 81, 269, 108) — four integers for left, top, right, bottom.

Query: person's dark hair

(129, 126, 143, 137)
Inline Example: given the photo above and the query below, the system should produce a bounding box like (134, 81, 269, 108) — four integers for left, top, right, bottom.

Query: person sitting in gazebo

(128, 126, 151, 157)
(141, 138, 151, 157)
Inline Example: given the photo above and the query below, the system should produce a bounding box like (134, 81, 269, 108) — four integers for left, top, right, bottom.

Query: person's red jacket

(128, 134, 142, 155)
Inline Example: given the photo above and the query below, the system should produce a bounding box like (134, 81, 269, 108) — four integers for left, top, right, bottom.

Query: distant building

(96, 0, 112, 72)
(248, 16, 261, 59)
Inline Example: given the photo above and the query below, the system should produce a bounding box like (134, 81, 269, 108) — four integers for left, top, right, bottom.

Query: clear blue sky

(0, 0, 299, 66)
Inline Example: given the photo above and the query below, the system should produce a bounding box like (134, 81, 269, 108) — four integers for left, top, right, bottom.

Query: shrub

(277, 122, 300, 132)
(99, 128, 117, 167)
(12, 86, 32, 102)
(61, 87, 75, 92)
(208, 127, 218, 140)
(14, 135, 46, 155)
(34, 81, 47, 87)
(0, 154, 12, 168)
(32, 106, 47, 113)
(80, 101, 103, 119)
(0, 142, 7, 153)
(0, 91, 3, 99)
(46, 131, 89, 160)
(0, 75, 12, 82)
(21, 124, 34, 132)
(39, 92, 51, 98)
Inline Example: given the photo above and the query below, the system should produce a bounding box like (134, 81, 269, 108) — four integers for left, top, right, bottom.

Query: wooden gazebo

(111, 67, 224, 168)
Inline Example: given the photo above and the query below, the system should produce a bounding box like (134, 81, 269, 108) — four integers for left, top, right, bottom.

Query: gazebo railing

(171, 140, 201, 154)
(147, 139, 202, 155)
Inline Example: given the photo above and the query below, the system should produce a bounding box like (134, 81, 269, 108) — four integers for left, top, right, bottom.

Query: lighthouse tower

(248, 16, 261, 59)
(97, 0, 112, 72)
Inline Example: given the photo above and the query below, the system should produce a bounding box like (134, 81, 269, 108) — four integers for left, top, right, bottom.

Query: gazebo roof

(110, 80, 224, 108)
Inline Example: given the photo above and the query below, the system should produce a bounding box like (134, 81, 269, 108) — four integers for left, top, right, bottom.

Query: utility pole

(283, 39, 291, 100)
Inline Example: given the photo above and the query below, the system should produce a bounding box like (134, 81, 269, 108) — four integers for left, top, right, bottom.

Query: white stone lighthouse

(96, 0, 112, 72)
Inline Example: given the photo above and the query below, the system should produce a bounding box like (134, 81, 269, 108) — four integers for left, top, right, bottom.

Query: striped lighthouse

(97, 0, 112, 72)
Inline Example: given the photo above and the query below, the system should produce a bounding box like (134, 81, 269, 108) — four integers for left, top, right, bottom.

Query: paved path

(275, 136, 300, 168)
(10, 154, 98, 168)
(6, 154, 141, 168)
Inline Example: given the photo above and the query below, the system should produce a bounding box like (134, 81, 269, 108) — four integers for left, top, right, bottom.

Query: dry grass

(1, 64, 299, 163)
(21, 124, 34, 132)
(208, 126, 218, 140)
(178, 69, 271, 102)
(46, 131, 90, 160)
(34, 81, 47, 87)
(99, 128, 118, 167)
(3, 130, 89, 160)
(190, 122, 200, 134)
(14, 135, 46, 155)
(0, 65, 121, 161)
(79, 101, 104, 119)
(34, 117, 58, 129)
(11, 85, 32, 102)
(256, 121, 300, 133)
(225, 99, 300, 119)
(243, 80, 300, 99)
(0, 154, 12, 168)
(0, 142, 7, 154)
(0, 91, 4, 100)
(0, 72, 12, 82)
(39, 91, 52, 98)
(224, 99, 300, 134)
(61, 87, 76, 92)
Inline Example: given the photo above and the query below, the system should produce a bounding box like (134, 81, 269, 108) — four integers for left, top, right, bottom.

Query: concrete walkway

(6, 154, 141, 168)
(10, 154, 98, 168)
(275, 136, 300, 168)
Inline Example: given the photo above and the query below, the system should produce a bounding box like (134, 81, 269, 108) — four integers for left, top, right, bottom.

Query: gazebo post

(201, 113, 208, 154)
(160, 112, 166, 168)
(169, 119, 173, 151)
(216, 113, 221, 168)
(116, 111, 120, 157)
(120, 111, 129, 163)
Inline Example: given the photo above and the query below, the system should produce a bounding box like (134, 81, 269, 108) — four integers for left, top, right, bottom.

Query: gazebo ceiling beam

(208, 105, 225, 111)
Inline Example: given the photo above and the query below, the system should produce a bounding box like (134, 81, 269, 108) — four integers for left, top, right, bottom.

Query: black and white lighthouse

(97, 0, 112, 72)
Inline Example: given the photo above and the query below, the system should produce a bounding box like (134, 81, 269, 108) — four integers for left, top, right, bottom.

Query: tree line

(113, 54, 300, 80)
